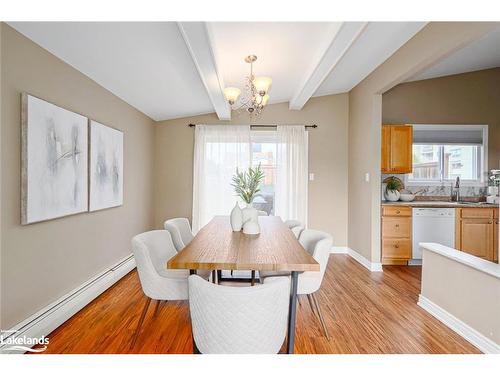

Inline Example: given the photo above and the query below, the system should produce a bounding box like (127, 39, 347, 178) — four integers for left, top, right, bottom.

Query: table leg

(286, 271, 298, 354)
(190, 269, 196, 275)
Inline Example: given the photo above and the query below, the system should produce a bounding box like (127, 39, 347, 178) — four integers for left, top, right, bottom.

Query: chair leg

(251, 270, 255, 286)
(211, 270, 216, 284)
(217, 270, 222, 284)
(153, 300, 162, 317)
(311, 293, 330, 340)
(306, 294, 315, 315)
(130, 297, 152, 349)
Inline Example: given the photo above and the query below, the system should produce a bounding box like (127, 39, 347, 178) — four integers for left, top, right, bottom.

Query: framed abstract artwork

(89, 120, 124, 211)
(21, 93, 89, 224)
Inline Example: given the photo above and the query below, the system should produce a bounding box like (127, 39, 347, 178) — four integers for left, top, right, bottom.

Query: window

(250, 131, 277, 215)
(407, 125, 487, 185)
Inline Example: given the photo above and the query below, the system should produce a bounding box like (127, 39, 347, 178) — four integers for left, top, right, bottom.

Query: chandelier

(223, 55, 272, 117)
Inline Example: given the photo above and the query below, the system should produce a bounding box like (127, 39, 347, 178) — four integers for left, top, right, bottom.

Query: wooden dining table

(167, 215, 319, 354)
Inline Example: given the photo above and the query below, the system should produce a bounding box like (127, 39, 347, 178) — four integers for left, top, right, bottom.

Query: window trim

(405, 124, 488, 187)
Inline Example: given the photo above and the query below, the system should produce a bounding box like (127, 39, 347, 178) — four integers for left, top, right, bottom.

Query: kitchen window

(406, 125, 488, 186)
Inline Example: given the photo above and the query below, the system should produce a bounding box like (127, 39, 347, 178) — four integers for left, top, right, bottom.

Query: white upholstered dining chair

(284, 220, 303, 238)
(291, 225, 304, 238)
(284, 219, 302, 229)
(260, 229, 333, 339)
(164, 217, 194, 252)
(130, 230, 210, 348)
(188, 275, 290, 353)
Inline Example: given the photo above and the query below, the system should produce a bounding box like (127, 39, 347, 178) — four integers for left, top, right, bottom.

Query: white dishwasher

(411, 208, 455, 265)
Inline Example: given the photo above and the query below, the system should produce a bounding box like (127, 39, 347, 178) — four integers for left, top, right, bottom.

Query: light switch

(365, 173, 370, 182)
(309, 173, 315, 181)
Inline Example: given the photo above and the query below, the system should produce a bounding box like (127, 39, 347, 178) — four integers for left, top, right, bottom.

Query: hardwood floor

(32, 255, 480, 354)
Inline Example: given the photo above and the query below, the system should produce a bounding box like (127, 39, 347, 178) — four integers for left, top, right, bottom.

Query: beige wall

(154, 94, 349, 246)
(348, 22, 498, 263)
(383, 68, 500, 169)
(421, 248, 500, 346)
(0, 24, 155, 329)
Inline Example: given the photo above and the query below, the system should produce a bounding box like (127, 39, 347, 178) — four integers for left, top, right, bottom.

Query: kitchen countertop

(381, 201, 498, 208)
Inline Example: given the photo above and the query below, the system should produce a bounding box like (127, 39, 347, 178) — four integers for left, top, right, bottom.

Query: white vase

(230, 202, 243, 231)
(242, 203, 260, 234)
(385, 189, 400, 202)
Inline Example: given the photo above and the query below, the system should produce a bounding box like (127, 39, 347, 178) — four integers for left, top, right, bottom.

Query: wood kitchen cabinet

(381, 125, 413, 174)
(455, 207, 499, 263)
(381, 206, 412, 265)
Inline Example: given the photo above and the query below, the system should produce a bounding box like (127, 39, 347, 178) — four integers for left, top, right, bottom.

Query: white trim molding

(0, 255, 135, 354)
(331, 246, 383, 272)
(330, 246, 348, 254)
(418, 294, 500, 354)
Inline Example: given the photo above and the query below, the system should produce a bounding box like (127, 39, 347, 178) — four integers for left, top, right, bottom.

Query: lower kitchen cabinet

(455, 207, 499, 263)
(381, 206, 412, 265)
(382, 205, 499, 265)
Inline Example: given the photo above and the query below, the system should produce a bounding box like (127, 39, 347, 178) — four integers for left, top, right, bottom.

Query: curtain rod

(188, 123, 317, 130)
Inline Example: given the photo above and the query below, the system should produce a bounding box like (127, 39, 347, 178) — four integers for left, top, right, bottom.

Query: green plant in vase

(231, 164, 265, 204)
(231, 164, 265, 234)
(385, 177, 403, 202)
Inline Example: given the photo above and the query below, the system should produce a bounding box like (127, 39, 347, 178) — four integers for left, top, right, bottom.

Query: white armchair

(164, 217, 194, 252)
(130, 230, 209, 348)
(188, 275, 290, 354)
(260, 229, 333, 339)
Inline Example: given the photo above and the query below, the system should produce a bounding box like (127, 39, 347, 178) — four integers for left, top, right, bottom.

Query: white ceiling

(209, 22, 342, 105)
(408, 27, 500, 82)
(8, 22, 214, 121)
(9, 21, 427, 121)
(316, 22, 427, 95)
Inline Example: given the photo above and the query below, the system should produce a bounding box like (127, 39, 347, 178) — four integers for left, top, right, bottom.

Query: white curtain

(192, 125, 251, 232)
(275, 125, 309, 226)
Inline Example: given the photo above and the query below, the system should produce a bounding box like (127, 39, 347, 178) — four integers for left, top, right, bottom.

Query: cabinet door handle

(489, 221, 493, 224)
(396, 210, 400, 214)
(395, 224, 400, 228)
(394, 244, 399, 248)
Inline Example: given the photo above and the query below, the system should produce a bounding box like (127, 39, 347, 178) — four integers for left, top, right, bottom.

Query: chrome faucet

(454, 176, 460, 202)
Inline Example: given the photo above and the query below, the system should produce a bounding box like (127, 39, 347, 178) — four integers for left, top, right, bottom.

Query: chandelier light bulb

(253, 76, 272, 95)
(255, 94, 269, 107)
(224, 87, 241, 105)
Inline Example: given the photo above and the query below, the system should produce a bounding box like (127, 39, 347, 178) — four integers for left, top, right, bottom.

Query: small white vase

(243, 220, 260, 235)
(385, 189, 400, 202)
(242, 203, 260, 234)
(242, 203, 258, 224)
(230, 202, 243, 231)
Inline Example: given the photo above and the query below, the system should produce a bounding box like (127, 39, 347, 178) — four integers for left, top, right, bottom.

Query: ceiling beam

(178, 22, 231, 120)
(289, 22, 369, 110)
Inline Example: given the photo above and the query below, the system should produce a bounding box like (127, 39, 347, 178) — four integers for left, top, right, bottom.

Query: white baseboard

(330, 246, 383, 272)
(0, 254, 136, 354)
(330, 246, 348, 254)
(418, 294, 500, 354)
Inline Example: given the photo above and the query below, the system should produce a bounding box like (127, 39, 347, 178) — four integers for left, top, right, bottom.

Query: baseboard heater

(0, 254, 135, 354)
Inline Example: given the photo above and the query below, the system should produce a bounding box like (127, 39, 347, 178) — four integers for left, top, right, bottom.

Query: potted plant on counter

(385, 177, 403, 202)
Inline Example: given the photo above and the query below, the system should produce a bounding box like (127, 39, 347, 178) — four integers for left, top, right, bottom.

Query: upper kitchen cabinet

(381, 125, 413, 173)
